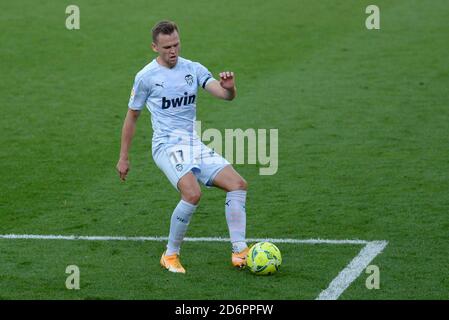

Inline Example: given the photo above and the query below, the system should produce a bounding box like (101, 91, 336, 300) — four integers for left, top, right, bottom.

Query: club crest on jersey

(162, 92, 196, 109)
(185, 74, 194, 86)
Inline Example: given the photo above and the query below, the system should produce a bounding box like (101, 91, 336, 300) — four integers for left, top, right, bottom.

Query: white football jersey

(128, 57, 215, 151)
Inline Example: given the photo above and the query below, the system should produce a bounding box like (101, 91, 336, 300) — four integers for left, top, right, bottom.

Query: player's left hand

(219, 71, 235, 90)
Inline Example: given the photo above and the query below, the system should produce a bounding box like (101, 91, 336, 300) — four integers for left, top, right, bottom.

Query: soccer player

(116, 21, 249, 273)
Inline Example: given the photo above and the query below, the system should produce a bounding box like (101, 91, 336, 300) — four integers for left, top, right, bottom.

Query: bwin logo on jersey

(162, 92, 196, 109)
(185, 74, 193, 86)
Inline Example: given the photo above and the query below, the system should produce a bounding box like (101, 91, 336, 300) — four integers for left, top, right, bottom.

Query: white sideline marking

(0, 234, 369, 245)
(316, 241, 388, 300)
(0, 234, 388, 300)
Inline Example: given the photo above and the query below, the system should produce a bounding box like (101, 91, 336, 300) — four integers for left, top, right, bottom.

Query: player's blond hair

(152, 20, 179, 43)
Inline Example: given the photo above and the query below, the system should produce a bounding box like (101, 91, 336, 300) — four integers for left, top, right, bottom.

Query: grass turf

(0, 0, 448, 299)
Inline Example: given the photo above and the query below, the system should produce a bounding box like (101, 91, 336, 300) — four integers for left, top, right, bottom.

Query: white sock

(225, 190, 248, 253)
(166, 199, 197, 256)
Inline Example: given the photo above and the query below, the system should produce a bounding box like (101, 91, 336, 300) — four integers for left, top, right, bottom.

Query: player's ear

(151, 42, 158, 53)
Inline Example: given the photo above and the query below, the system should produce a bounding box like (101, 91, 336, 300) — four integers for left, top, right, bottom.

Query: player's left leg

(212, 165, 247, 192)
(212, 165, 249, 268)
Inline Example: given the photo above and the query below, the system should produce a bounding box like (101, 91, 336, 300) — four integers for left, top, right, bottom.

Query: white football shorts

(152, 141, 230, 191)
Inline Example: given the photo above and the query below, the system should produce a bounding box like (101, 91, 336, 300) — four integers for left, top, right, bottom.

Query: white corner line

(0, 234, 387, 300)
(316, 240, 389, 300)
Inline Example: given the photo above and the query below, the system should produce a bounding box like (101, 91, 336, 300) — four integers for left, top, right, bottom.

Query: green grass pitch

(0, 0, 448, 299)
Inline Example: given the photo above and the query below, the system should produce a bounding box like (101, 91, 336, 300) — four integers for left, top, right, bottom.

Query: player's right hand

(116, 159, 130, 181)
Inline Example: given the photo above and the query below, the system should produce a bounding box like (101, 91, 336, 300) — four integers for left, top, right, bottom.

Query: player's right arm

(117, 71, 150, 181)
(116, 109, 141, 181)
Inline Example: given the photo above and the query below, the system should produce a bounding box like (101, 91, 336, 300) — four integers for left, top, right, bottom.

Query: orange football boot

(232, 247, 250, 268)
(160, 251, 186, 274)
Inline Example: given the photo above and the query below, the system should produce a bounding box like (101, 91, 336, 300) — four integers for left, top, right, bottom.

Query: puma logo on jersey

(162, 92, 196, 109)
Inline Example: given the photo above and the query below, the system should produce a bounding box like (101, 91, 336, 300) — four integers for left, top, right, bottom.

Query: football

(246, 242, 282, 275)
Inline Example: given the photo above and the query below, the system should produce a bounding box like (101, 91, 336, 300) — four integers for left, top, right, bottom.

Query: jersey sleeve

(194, 62, 215, 89)
(128, 74, 150, 110)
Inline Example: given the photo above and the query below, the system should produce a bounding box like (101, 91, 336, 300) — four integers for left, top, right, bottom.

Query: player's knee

(231, 178, 248, 191)
(239, 178, 248, 190)
(182, 190, 201, 205)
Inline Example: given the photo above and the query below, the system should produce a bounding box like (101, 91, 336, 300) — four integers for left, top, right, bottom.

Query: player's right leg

(178, 171, 202, 205)
(161, 172, 201, 274)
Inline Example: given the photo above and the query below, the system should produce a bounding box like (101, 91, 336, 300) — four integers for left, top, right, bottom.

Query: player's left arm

(205, 71, 236, 101)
